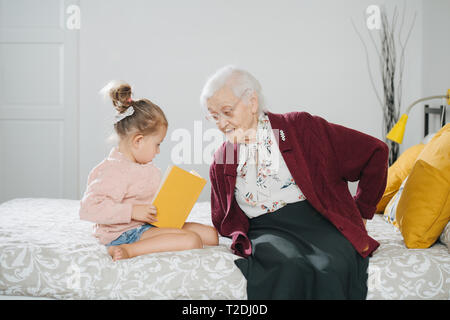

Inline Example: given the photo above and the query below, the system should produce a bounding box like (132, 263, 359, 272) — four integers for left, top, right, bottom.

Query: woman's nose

(217, 116, 228, 129)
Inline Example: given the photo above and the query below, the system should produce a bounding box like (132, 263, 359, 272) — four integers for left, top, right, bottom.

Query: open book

(150, 165, 207, 229)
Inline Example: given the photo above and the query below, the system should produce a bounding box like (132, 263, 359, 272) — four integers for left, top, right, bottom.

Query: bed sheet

(0, 198, 246, 299)
(1, 198, 448, 300)
(366, 213, 449, 299)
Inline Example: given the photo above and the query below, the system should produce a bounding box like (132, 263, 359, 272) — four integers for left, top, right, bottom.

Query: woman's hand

(131, 204, 158, 224)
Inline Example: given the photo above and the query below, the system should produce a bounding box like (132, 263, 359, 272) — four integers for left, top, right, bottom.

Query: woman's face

(206, 86, 259, 144)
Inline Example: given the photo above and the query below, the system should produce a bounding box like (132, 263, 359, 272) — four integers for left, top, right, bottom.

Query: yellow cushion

(396, 124, 450, 248)
(416, 124, 450, 177)
(376, 143, 425, 213)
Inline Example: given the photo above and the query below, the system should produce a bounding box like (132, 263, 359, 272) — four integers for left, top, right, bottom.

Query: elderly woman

(200, 65, 389, 300)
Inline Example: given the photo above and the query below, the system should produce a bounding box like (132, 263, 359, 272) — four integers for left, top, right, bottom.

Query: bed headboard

(424, 104, 446, 137)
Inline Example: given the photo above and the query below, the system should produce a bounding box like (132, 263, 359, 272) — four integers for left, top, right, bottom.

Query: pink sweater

(79, 147, 162, 245)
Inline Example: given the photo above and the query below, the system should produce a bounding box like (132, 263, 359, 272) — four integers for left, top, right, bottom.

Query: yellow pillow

(396, 124, 450, 248)
(376, 143, 425, 213)
(417, 124, 450, 174)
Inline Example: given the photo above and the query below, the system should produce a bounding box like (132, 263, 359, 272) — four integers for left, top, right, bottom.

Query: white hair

(200, 65, 268, 115)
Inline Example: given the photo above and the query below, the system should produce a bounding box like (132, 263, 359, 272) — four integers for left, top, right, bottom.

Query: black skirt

(234, 199, 369, 300)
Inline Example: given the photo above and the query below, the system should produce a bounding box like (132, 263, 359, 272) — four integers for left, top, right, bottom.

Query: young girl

(80, 81, 218, 261)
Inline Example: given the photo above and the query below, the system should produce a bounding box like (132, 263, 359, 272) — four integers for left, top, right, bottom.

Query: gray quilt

(0, 198, 448, 299)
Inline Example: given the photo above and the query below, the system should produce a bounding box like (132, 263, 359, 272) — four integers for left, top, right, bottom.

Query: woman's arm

(209, 158, 252, 257)
(307, 113, 389, 220)
(209, 162, 224, 232)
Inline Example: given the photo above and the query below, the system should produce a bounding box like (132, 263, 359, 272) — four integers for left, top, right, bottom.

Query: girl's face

(133, 126, 167, 164)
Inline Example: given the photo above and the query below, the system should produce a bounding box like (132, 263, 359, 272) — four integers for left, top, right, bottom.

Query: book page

(151, 165, 173, 203)
(189, 170, 202, 178)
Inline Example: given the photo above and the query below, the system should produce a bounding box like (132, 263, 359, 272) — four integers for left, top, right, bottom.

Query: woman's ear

(249, 91, 259, 114)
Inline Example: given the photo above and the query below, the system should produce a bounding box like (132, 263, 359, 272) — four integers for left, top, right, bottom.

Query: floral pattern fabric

(0, 198, 449, 300)
(0, 198, 246, 300)
(235, 113, 306, 218)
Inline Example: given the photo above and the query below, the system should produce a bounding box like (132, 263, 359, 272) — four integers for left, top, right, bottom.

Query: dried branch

(352, 3, 416, 165)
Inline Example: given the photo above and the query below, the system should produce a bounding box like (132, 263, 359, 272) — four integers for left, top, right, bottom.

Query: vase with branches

(352, 4, 417, 166)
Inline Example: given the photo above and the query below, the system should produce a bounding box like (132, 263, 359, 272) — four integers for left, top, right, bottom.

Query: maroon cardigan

(209, 111, 389, 259)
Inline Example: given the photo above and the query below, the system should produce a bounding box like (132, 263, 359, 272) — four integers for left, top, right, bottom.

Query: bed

(0, 198, 449, 300)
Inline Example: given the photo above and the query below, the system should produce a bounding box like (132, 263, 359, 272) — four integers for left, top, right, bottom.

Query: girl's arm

(79, 163, 132, 225)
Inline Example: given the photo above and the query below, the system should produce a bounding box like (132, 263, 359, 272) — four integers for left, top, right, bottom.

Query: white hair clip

(114, 107, 135, 124)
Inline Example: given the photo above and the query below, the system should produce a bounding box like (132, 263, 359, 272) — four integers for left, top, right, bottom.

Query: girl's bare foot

(107, 245, 130, 261)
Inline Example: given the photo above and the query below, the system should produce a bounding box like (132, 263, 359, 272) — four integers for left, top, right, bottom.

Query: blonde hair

(102, 80, 168, 139)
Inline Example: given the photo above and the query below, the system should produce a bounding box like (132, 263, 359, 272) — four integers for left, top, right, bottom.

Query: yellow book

(150, 165, 206, 229)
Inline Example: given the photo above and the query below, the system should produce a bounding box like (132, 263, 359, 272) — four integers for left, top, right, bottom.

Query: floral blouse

(234, 112, 307, 218)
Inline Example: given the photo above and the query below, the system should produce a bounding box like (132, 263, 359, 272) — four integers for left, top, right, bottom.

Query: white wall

(0, 0, 80, 203)
(79, 0, 424, 201)
(422, 0, 450, 131)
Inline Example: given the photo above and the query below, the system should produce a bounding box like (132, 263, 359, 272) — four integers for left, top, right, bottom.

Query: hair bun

(100, 80, 133, 113)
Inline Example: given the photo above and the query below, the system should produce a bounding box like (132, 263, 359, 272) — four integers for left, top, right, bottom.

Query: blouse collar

(237, 112, 280, 175)
(108, 147, 154, 167)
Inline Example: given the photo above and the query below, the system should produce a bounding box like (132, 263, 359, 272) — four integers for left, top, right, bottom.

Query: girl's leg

(138, 226, 188, 241)
(182, 222, 219, 246)
(139, 223, 218, 250)
(108, 228, 202, 261)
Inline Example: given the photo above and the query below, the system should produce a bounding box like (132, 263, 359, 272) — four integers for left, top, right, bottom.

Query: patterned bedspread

(0, 198, 448, 299)
(366, 213, 449, 299)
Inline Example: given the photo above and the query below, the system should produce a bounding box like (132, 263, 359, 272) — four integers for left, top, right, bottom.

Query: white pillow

(439, 221, 450, 253)
(383, 176, 408, 228)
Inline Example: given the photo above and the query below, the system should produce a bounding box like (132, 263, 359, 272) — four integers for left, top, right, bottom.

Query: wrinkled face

(206, 86, 259, 144)
(132, 126, 167, 164)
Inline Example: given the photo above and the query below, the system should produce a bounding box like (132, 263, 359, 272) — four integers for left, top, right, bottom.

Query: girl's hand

(131, 204, 158, 224)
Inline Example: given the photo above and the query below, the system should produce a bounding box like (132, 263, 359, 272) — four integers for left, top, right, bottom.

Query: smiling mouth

(224, 128, 235, 134)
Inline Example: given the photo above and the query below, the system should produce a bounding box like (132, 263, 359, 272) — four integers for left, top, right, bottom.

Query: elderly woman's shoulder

(289, 110, 308, 118)
(268, 111, 329, 136)
(271, 110, 318, 124)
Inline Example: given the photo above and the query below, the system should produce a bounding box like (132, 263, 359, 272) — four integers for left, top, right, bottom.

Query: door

(0, 0, 79, 203)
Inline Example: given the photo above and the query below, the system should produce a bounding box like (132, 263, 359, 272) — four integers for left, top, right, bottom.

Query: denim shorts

(106, 224, 154, 247)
